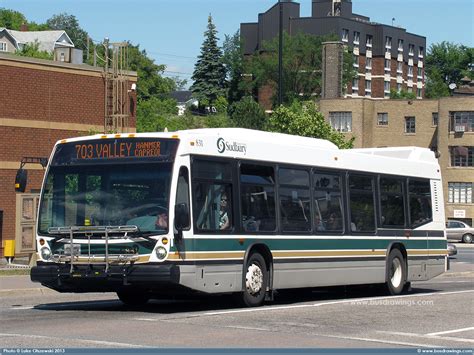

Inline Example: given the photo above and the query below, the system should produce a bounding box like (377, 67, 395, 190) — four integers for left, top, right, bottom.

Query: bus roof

(53, 128, 441, 180)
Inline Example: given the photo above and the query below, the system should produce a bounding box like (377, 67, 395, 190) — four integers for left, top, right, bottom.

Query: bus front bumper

(31, 262, 180, 293)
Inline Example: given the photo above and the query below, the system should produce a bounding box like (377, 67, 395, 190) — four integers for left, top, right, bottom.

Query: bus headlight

(155, 246, 167, 260)
(40, 247, 52, 261)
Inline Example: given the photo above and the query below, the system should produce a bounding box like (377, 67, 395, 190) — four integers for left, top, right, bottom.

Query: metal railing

(48, 225, 139, 273)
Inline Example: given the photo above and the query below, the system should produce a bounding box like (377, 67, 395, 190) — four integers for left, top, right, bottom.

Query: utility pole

(278, 0, 283, 107)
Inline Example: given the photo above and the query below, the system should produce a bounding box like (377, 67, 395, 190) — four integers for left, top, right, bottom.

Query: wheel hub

(246, 263, 263, 295)
(390, 258, 402, 288)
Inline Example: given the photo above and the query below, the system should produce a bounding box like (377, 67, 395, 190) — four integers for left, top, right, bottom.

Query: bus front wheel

(242, 252, 268, 307)
(386, 249, 407, 295)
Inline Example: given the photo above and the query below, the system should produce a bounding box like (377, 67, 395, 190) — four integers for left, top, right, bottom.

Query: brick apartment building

(319, 95, 474, 226)
(241, 0, 426, 102)
(0, 53, 137, 258)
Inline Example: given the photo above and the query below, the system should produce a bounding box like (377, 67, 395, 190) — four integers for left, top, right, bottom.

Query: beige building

(319, 96, 474, 226)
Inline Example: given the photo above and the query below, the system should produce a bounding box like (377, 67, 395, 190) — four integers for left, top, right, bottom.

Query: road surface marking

(316, 333, 441, 348)
(0, 333, 151, 348)
(225, 325, 271, 331)
(427, 326, 474, 336)
(11, 306, 33, 310)
(201, 289, 474, 316)
(378, 330, 474, 344)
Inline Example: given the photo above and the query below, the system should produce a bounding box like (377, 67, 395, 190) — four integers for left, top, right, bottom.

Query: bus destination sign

(75, 141, 161, 159)
(51, 138, 178, 166)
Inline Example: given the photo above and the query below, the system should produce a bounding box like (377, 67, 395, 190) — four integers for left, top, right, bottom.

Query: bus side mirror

(174, 203, 190, 233)
(15, 169, 28, 193)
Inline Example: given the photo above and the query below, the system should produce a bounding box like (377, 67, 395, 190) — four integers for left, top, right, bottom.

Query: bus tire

(242, 252, 268, 307)
(117, 289, 150, 306)
(386, 249, 406, 295)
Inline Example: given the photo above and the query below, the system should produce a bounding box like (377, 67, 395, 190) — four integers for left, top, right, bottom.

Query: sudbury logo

(217, 137, 247, 155)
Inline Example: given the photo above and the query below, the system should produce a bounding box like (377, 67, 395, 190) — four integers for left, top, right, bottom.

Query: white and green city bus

(31, 128, 447, 307)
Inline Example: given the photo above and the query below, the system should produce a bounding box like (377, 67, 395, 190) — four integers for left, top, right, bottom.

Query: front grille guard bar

(48, 225, 139, 273)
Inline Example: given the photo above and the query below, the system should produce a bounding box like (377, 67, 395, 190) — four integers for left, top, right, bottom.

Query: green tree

(268, 101, 354, 149)
(425, 42, 473, 98)
(46, 13, 88, 50)
(127, 44, 177, 101)
(222, 30, 246, 106)
(0, 8, 27, 29)
(389, 89, 416, 100)
(246, 32, 356, 107)
(14, 41, 53, 60)
(0, 8, 48, 31)
(229, 96, 267, 130)
(190, 14, 227, 108)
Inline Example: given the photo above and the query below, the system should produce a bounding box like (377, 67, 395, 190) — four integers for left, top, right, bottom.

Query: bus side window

(240, 163, 276, 233)
(348, 174, 376, 233)
(379, 177, 405, 228)
(313, 172, 344, 233)
(279, 168, 311, 233)
(192, 159, 233, 233)
(408, 179, 432, 227)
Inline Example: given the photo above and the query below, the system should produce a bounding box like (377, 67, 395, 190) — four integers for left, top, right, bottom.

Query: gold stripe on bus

(167, 251, 245, 260)
(407, 249, 448, 256)
(273, 250, 387, 258)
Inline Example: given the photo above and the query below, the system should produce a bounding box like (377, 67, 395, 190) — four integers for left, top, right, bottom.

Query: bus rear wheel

(386, 249, 407, 295)
(242, 252, 268, 307)
(117, 289, 150, 306)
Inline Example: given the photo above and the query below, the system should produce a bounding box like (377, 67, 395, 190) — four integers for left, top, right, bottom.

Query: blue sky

(2, 0, 473, 84)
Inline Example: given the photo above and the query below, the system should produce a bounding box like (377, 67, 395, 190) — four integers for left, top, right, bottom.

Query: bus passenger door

(174, 166, 192, 253)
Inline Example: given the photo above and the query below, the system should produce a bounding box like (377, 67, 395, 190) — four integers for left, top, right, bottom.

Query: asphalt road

(0, 252, 473, 350)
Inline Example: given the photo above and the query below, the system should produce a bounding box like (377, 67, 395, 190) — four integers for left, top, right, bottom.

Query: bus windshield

(38, 138, 178, 235)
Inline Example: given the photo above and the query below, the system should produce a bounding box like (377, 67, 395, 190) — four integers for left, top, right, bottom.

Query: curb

(439, 271, 474, 278)
(0, 287, 57, 296)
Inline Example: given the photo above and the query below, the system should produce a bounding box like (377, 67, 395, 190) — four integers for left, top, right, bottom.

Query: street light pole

(278, 0, 283, 107)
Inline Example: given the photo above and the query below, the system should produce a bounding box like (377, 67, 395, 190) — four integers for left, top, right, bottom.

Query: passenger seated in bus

(326, 213, 341, 231)
(219, 193, 230, 230)
(315, 215, 326, 231)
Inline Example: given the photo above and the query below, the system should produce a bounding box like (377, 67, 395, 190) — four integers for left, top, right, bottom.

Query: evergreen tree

(190, 14, 226, 108)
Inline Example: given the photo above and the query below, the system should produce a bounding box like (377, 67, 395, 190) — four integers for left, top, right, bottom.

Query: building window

(450, 111, 474, 132)
(419, 47, 424, 58)
(407, 87, 413, 93)
(365, 57, 372, 69)
(405, 116, 416, 133)
(409, 44, 415, 56)
(417, 67, 423, 79)
(366, 35, 373, 48)
(353, 54, 359, 68)
(0, 42, 7, 52)
(384, 81, 391, 94)
(385, 36, 392, 49)
(384, 59, 391, 72)
(352, 78, 359, 94)
(450, 146, 474, 167)
(365, 80, 371, 96)
(397, 62, 403, 74)
(342, 29, 349, 42)
(417, 88, 422, 98)
(408, 66, 413, 78)
(377, 113, 389, 126)
(432, 113, 438, 126)
(353, 31, 360, 44)
(448, 182, 473, 204)
(329, 112, 352, 132)
(397, 83, 402, 92)
(398, 39, 404, 51)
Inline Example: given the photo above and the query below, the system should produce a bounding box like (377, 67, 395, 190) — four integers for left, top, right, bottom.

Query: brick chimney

(20, 23, 28, 32)
(321, 41, 344, 99)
